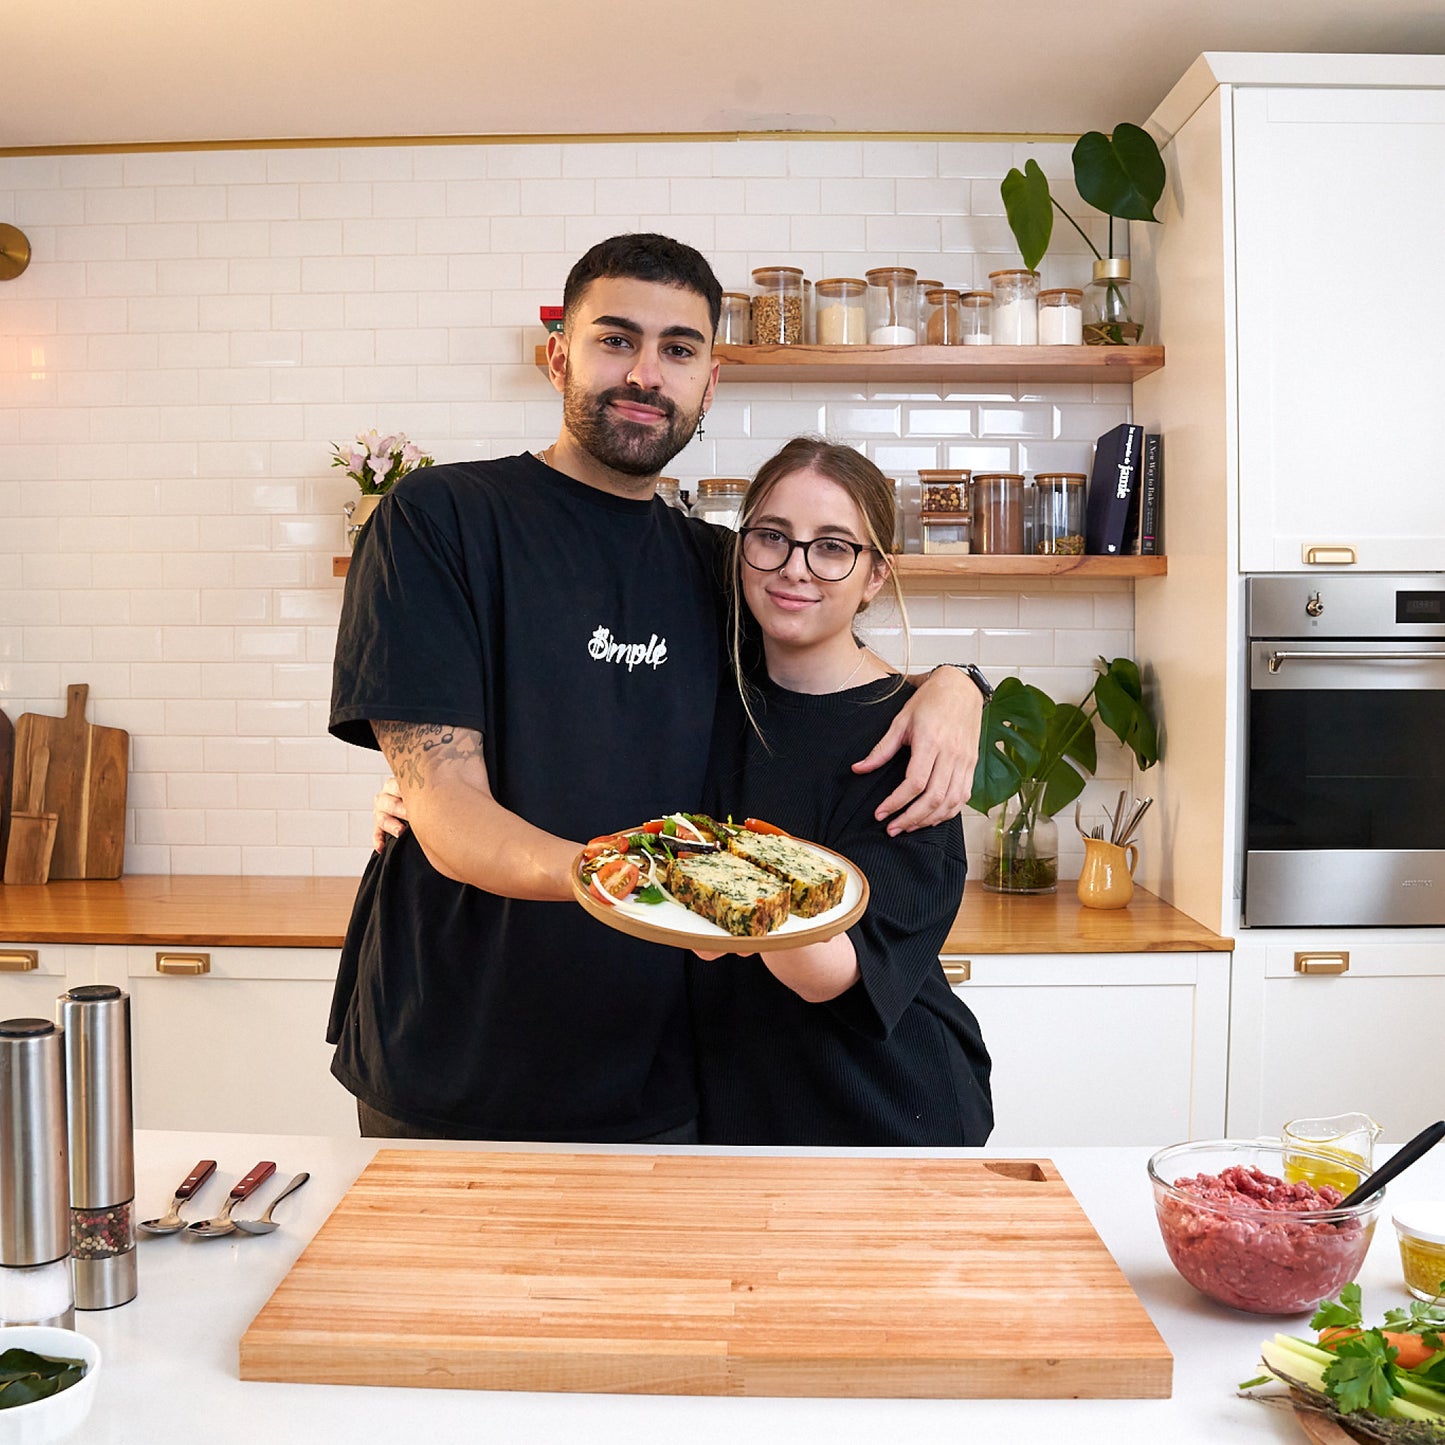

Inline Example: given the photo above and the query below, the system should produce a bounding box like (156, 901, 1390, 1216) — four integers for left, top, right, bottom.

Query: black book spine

(1084, 422, 1144, 555)
(1139, 433, 1163, 556)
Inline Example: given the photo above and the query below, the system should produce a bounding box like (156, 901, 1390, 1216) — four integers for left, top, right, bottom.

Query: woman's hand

(372, 774, 409, 853)
(851, 665, 984, 834)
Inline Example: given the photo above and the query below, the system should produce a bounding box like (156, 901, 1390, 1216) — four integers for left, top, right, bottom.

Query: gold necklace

(833, 648, 868, 693)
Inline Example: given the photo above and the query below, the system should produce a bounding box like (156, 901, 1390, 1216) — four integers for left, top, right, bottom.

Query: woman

(689, 436, 992, 1146)
(372, 437, 992, 1147)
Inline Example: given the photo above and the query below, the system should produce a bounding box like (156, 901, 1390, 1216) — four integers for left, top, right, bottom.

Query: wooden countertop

(0, 875, 1231, 953)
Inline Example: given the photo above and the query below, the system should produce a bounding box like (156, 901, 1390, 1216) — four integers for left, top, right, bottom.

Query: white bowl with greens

(0, 1327, 100, 1444)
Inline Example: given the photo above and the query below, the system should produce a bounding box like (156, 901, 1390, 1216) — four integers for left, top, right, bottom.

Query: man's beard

(562, 381, 701, 478)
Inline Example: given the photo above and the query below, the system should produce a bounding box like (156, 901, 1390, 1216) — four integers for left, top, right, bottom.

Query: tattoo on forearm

(374, 721, 482, 790)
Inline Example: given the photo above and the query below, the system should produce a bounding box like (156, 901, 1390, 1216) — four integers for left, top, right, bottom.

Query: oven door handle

(1266, 648, 1445, 673)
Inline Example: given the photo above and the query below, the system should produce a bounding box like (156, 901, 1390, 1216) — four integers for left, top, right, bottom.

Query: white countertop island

(68, 1132, 1440, 1444)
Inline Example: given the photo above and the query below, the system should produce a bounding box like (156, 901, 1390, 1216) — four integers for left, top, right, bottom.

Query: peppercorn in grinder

(57, 985, 137, 1308)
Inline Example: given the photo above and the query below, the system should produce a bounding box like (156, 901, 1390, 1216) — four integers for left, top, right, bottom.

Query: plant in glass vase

(1000, 123, 1166, 345)
(331, 429, 434, 549)
(967, 657, 1160, 893)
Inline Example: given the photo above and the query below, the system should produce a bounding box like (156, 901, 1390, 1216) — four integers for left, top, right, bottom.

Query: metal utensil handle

(230, 1160, 277, 1201)
(175, 1159, 217, 1200)
(269, 1171, 310, 1207)
(1267, 648, 1445, 673)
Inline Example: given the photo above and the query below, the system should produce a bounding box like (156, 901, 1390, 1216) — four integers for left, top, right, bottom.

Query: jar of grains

(865, 266, 920, 344)
(814, 278, 869, 345)
(717, 292, 752, 345)
(970, 472, 1027, 554)
(960, 290, 992, 345)
(989, 269, 1040, 345)
(751, 267, 806, 345)
(1038, 287, 1083, 345)
(1032, 472, 1086, 554)
(924, 288, 965, 344)
(690, 477, 750, 530)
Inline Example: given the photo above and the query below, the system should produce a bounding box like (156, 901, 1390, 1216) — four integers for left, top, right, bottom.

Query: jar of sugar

(988, 269, 1040, 345)
(865, 266, 919, 345)
(1037, 287, 1083, 345)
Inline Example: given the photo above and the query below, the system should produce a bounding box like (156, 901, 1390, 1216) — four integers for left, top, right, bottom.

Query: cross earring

(696, 411, 707, 438)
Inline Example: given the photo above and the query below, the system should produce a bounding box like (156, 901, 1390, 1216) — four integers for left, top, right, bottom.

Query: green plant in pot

(1000, 124, 1166, 345)
(967, 657, 1160, 893)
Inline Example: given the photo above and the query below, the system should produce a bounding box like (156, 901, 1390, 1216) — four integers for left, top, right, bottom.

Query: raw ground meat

(1157, 1164, 1370, 1314)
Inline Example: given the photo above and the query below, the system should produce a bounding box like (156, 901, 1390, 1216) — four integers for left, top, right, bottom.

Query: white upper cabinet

(1232, 85, 1445, 572)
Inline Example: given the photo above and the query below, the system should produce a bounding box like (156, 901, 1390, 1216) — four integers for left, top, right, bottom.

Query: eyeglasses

(739, 526, 875, 582)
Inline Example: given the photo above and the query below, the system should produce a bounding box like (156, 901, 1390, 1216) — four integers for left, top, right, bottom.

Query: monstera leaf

(1072, 124, 1166, 224)
(1000, 159, 1054, 273)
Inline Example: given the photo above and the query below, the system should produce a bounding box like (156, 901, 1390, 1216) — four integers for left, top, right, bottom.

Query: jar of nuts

(750, 266, 806, 346)
(917, 469, 970, 513)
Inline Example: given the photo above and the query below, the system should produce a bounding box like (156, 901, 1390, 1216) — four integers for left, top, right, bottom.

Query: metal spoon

(231, 1171, 310, 1235)
(138, 1159, 217, 1236)
(187, 1160, 277, 1237)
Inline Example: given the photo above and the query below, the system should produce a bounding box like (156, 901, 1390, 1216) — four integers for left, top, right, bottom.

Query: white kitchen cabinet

(1226, 933, 1445, 1144)
(947, 950, 1229, 1145)
(1232, 85, 1445, 573)
(93, 945, 355, 1137)
(0, 942, 96, 1017)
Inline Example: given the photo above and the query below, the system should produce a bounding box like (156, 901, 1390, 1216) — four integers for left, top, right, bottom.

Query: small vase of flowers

(333, 430, 435, 548)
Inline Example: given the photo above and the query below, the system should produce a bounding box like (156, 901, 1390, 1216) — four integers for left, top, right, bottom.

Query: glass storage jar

(1083, 258, 1143, 345)
(923, 287, 965, 345)
(969, 472, 1026, 554)
(655, 477, 688, 511)
(960, 290, 992, 345)
(988, 269, 1040, 345)
(916, 279, 943, 343)
(917, 468, 970, 514)
(1038, 287, 1083, 345)
(892, 475, 922, 554)
(717, 292, 752, 345)
(865, 266, 919, 344)
(814, 278, 869, 345)
(750, 266, 806, 345)
(690, 477, 749, 529)
(1032, 472, 1087, 554)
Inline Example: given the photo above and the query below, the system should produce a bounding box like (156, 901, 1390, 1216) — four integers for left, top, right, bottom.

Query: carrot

(743, 818, 789, 836)
(1319, 1326, 1439, 1371)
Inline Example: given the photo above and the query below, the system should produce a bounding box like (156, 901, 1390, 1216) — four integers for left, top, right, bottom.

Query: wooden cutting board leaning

(240, 1150, 1173, 1399)
(0, 705, 13, 869)
(8, 684, 128, 880)
(3, 746, 58, 886)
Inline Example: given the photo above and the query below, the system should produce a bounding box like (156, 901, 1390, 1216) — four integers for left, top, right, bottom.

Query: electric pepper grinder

(57, 985, 137, 1309)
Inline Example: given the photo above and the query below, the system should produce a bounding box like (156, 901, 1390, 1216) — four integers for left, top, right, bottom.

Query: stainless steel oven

(1244, 574, 1445, 927)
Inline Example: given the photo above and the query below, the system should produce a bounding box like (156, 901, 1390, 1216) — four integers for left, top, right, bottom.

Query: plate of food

(571, 813, 868, 953)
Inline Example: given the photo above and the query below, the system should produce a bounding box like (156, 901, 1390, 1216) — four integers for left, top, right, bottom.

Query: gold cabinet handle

(0, 950, 39, 972)
(1303, 545, 1357, 566)
(941, 959, 972, 985)
(156, 952, 210, 976)
(1295, 951, 1349, 976)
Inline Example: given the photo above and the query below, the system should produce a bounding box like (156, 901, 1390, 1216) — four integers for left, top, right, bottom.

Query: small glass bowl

(1147, 1138, 1384, 1315)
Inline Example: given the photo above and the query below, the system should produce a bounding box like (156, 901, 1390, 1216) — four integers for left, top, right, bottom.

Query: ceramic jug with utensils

(1076, 836, 1138, 909)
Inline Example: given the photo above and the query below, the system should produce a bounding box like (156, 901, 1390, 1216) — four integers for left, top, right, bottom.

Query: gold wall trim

(1, 130, 1080, 159)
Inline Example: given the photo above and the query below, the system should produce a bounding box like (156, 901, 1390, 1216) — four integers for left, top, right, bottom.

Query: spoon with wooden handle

(187, 1160, 277, 1237)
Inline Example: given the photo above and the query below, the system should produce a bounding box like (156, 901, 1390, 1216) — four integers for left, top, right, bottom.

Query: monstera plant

(967, 656, 1160, 893)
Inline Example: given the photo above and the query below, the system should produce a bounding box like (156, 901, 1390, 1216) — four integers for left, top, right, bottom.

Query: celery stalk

(1258, 1334, 1445, 1425)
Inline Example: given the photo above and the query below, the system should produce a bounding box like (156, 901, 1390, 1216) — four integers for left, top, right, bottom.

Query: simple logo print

(588, 625, 668, 672)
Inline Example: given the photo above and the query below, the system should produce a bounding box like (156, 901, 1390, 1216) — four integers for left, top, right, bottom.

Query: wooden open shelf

(533, 342, 1164, 385)
(334, 553, 1163, 580)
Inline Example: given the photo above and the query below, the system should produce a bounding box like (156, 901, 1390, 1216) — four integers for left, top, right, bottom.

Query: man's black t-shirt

(329, 452, 726, 1140)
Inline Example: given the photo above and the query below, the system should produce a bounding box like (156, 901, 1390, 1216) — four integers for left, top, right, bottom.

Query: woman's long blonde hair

(726, 437, 912, 735)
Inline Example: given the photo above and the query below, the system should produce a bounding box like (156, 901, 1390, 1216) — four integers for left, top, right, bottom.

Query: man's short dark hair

(562, 233, 723, 336)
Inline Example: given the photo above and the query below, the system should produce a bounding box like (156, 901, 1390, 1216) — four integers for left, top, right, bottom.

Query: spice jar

(717, 292, 752, 345)
(814, 278, 869, 345)
(969, 472, 1026, 554)
(690, 478, 749, 530)
(865, 266, 919, 344)
(750, 266, 806, 346)
(923, 288, 965, 345)
(959, 290, 992, 345)
(1392, 1204, 1445, 1303)
(1083, 257, 1143, 345)
(1038, 287, 1083, 345)
(1032, 473, 1087, 555)
(989, 269, 1040, 345)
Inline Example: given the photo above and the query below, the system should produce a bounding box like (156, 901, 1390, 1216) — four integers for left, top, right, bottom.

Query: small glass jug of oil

(1282, 1112, 1383, 1193)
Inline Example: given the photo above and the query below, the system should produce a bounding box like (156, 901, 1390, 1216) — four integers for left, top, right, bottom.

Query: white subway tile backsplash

(1, 134, 1140, 876)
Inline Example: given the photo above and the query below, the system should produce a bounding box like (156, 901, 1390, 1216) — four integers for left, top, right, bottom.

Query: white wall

(0, 136, 1140, 880)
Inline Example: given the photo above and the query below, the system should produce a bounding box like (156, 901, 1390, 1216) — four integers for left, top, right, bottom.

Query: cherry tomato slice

(582, 833, 630, 861)
(743, 818, 789, 836)
(593, 857, 640, 899)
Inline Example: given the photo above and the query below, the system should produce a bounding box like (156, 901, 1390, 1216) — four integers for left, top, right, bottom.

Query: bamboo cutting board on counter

(10, 684, 128, 880)
(240, 1150, 1172, 1399)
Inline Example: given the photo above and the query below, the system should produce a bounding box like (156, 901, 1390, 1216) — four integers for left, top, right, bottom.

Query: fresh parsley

(1312, 1282, 1365, 1331)
(1323, 1333, 1404, 1415)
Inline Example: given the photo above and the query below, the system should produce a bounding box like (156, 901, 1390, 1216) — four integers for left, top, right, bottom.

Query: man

(329, 233, 982, 1142)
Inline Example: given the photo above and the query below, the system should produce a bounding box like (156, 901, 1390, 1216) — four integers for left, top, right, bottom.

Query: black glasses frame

(739, 526, 875, 582)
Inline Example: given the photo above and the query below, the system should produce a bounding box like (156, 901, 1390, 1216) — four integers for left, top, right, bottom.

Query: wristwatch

(943, 662, 993, 702)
